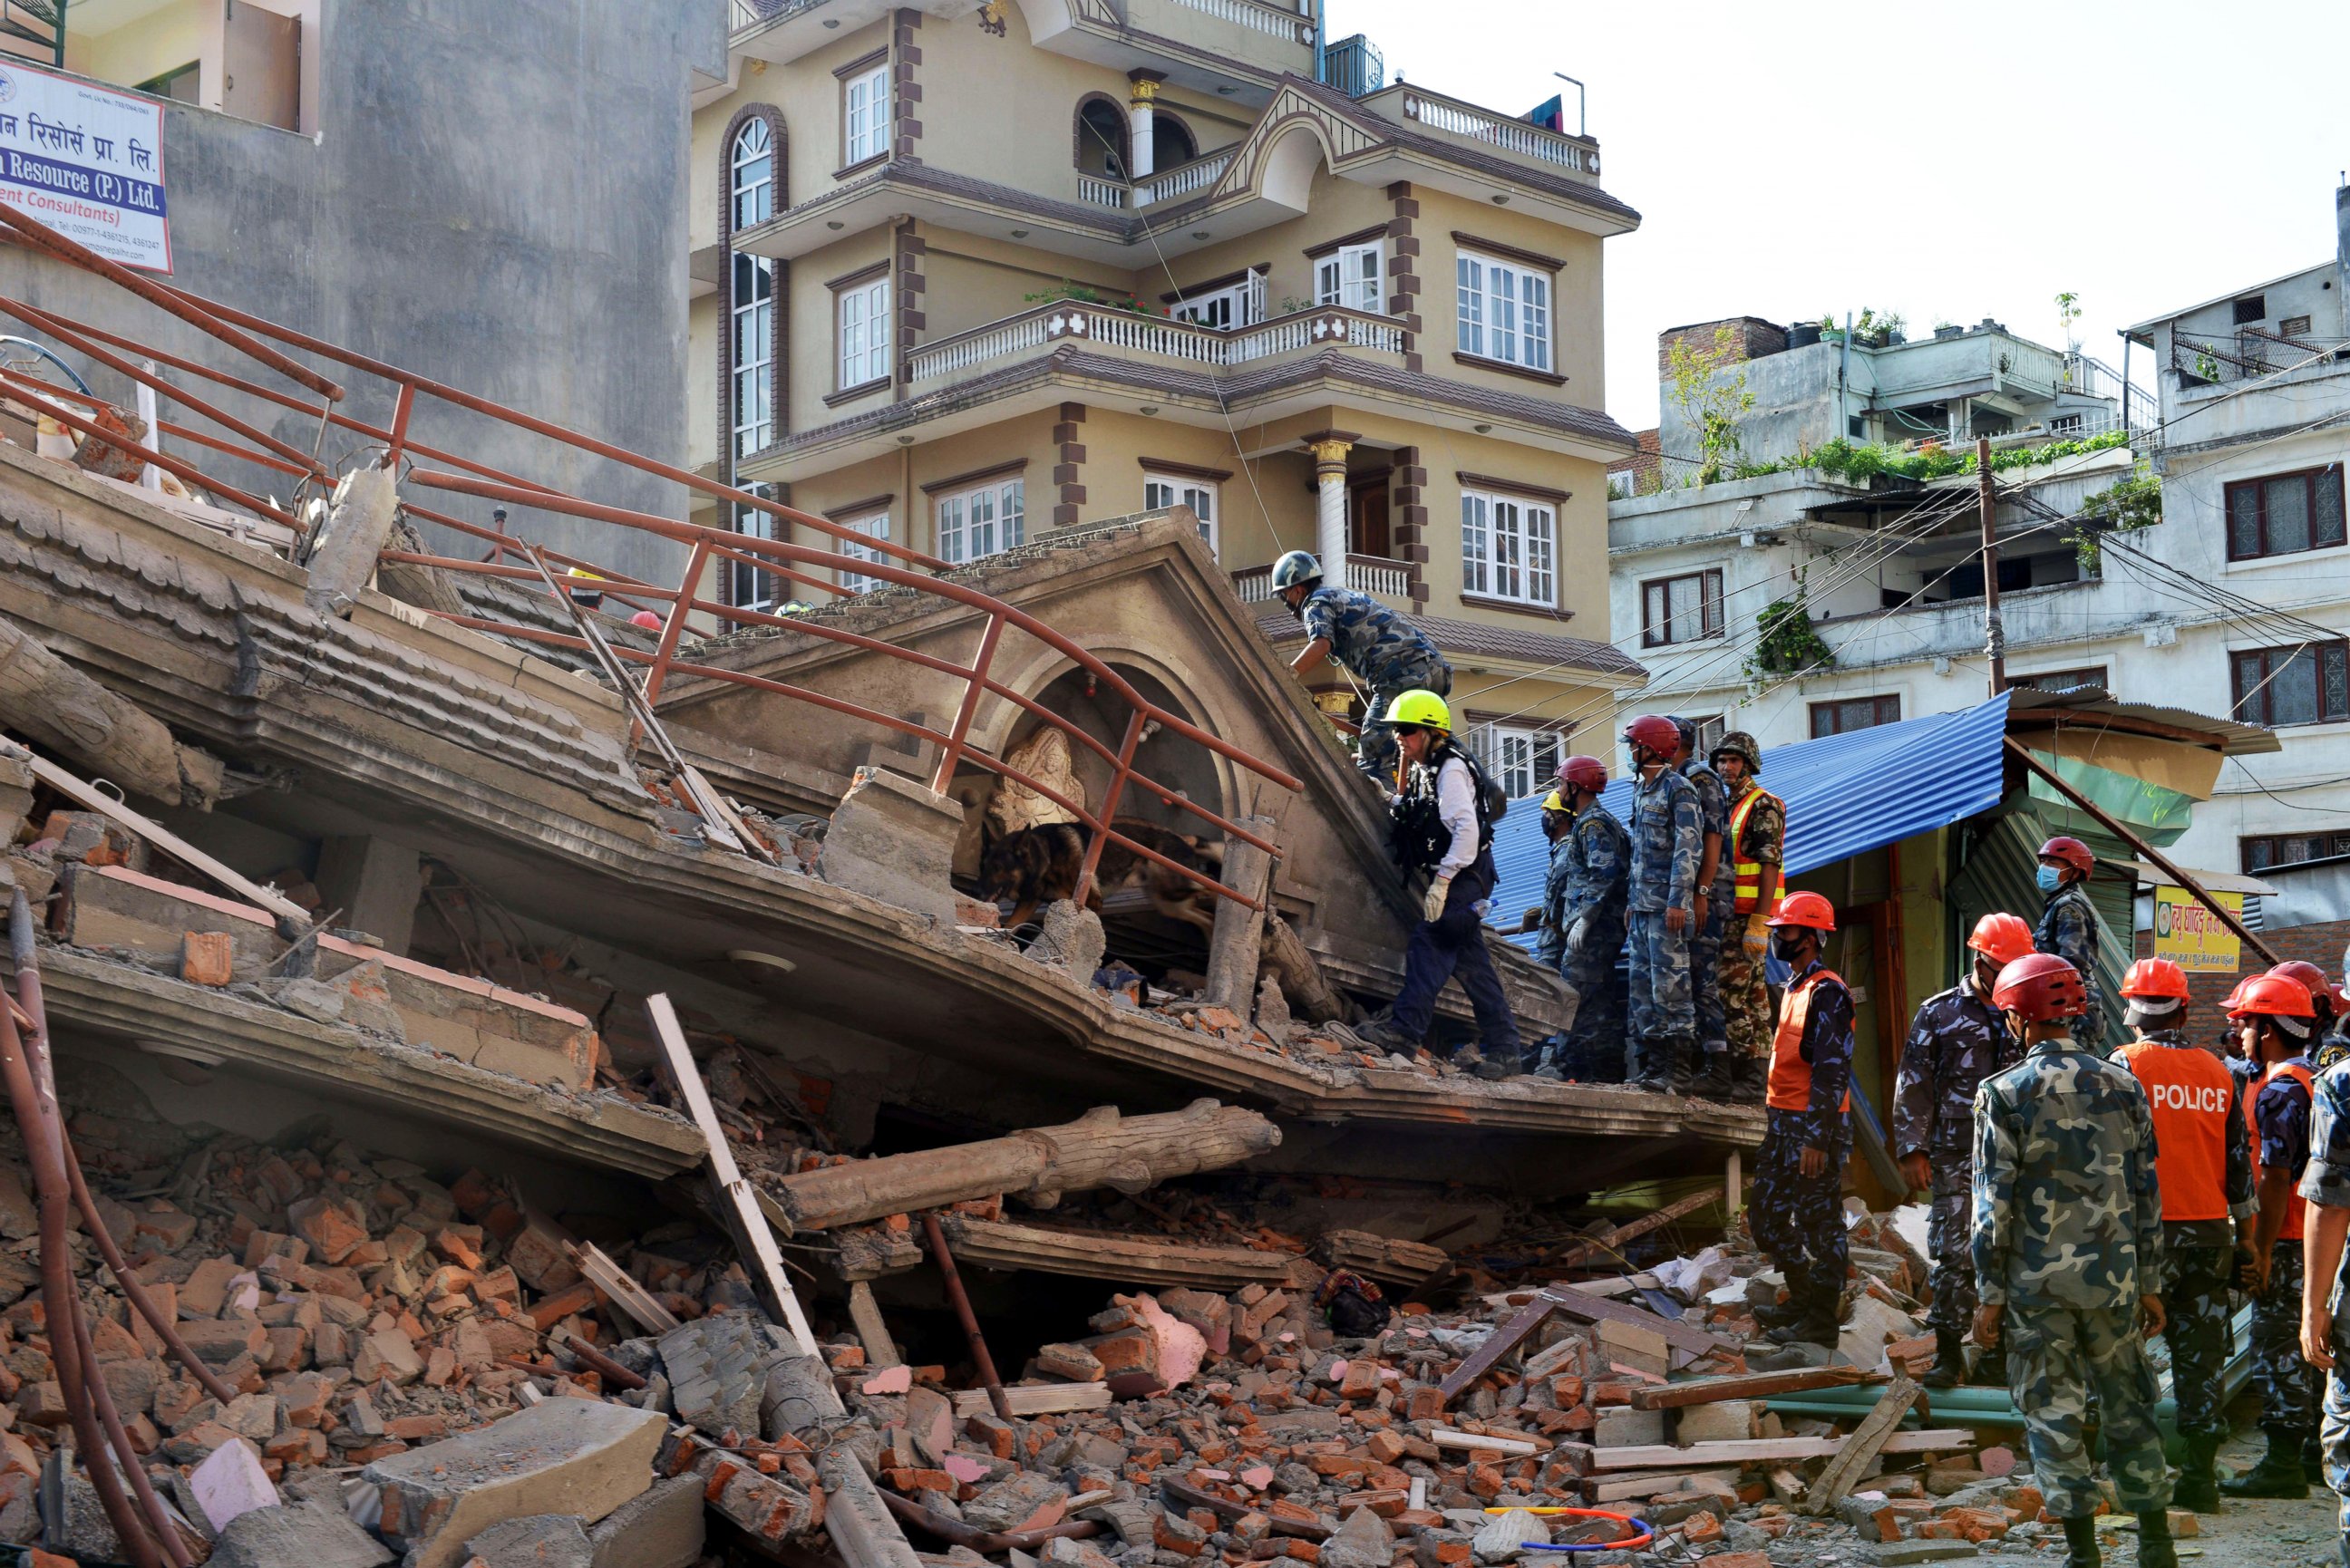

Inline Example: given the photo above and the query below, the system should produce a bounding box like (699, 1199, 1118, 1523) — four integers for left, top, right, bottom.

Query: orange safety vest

(1768, 966, 1852, 1115)
(1730, 786, 1784, 915)
(2118, 1040, 2237, 1223)
(2253, 1059, 2315, 1241)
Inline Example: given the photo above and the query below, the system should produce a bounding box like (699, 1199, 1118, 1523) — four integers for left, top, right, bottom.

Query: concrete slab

(588, 1474, 705, 1568)
(363, 1400, 665, 1568)
(466, 1513, 593, 1568)
(207, 1500, 394, 1568)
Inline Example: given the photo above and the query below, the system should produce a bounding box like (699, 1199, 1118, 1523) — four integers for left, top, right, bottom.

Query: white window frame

(844, 64, 889, 166)
(1481, 725, 1565, 801)
(1640, 568, 1724, 647)
(1144, 473, 1218, 555)
(1170, 273, 1264, 330)
(733, 481, 782, 613)
(1455, 249, 1552, 372)
(836, 510, 890, 595)
(1459, 489, 1556, 607)
(1316, 242, 1383, 313)
(729, 121, 777, 460)
(937, 476, 1025, 566)
(837, 275, 890, 392)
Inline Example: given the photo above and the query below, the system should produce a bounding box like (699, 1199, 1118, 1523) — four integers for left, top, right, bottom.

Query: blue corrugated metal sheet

(1490, 693, 2015, 949)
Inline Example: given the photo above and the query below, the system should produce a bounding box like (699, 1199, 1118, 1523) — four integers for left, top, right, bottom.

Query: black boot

(1765, 1281, 1839, 1347)
(2220, 1429, 2310, 1498)
(1627, 1035, 1669, 1093)
(2060, 1515, 2100, 1568)
(1665, 1035, 1693, 1097)
(1688, 1050, 1734, 1100)
(1920, 1329, 1966, 1389)
(2136, 1511, 2176, 1568)
(1356, 1013, 1423, 1053)
(2306, 1428, 2326, 1486)
(1730, 1051, 1767, 1106)
(2174, 1432, 2221, 1513)
(1967, 1335, 2007, 1388)
(1752, 1288, 1807, 1331)
(1472, 1043, 1522, 1081)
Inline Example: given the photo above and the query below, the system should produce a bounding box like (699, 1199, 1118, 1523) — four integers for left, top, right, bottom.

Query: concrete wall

(4, 0, 717, 584)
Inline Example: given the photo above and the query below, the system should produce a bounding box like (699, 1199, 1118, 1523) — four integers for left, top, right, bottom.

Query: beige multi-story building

(686, 0, 1646, 794)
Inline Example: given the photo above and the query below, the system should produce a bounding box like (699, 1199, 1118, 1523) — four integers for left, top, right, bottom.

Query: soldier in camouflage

(1973, 952, 2172, 1568)
(1893, 912, 2029, 1389)
(2225, 971, 2325, 1498)
(1530, 756, 1628, 1083)
(2294, 1005, 2350, 1568)
(1273, 551, 1451, 781)
(1672, 720, 1736, 1100)
(2034, 837, 2107, 1047)
(1619, 715, 1699, 1095)
(2110, 958, 2254, 1512)
(1709, 731, 1782, 1106)
(1748, 892, 1855, 1348)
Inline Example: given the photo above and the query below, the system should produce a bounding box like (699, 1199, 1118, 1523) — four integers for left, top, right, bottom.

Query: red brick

(180, 931, 236, 986)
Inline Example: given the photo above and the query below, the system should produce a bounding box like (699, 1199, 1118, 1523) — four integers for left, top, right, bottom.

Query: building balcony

(1075, 149, 1236, 209)
(1230, 553, 1412, 605)
(906, 299, 1407, 388)
(1355, 82, 1602, 184)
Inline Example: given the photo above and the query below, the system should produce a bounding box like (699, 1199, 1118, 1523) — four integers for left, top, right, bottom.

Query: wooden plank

(1541, 1285, 1740, 1359)
(1431, 1428, 1539, 1457)
(647, 992, 820, 1357)
(950, 1383, 1111, 1418)
(1553, 1185, 1723, 1271)
(1436, 1292, 1562, 1406)
(26, 751, 307, 922)
(1590, 1429, 1974, 1472)
(1628, 1365, 1872, 1411)
(568, 1239, 680, 1335)
(848, 1280, 901, 1370)
(941, 1215, 1312, 1291)
(1802, 1369, 1922, 1515)
(1582, 1469, 1743, 1504)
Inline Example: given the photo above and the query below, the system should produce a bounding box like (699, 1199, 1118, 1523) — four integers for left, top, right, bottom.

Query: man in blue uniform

(1529, 755, 1628, 1083)
(1749, 892, 1853, 1348)
(2034, 836, 2106, 1047)
(1273, 550, 1450, 781)
(1619, 714, 1699, 1096)
(2295, 1002, 2350, 1568)
(1671, 719, 1736, 1100)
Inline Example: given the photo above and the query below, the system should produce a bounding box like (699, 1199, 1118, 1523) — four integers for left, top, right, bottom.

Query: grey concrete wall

(0, 0, 719, 584)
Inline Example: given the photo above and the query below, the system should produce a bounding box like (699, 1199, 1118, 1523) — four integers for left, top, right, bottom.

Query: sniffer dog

(979, 818, 1223, 934)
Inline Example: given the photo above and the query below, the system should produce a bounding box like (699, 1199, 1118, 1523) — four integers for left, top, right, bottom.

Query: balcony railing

(2173, 328, 2350, 386)
(1160, 0, 1309, 39)
(1230, 554, 1409, 604)
(906, 300, 1406, 386)
(1075, 150, 1234, 210)
(1393, 87, 1598, 176)
(1077, 174, 1129, 209)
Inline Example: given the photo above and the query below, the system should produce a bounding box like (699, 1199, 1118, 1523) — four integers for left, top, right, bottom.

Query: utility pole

(1977, 436, 2005, 695)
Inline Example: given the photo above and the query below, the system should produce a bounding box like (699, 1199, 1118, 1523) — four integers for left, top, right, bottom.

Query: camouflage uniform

(1625, 767, 1700, 1078)
(1548, 801, 1630, 1081)
(1750, 960, 1856, 1312)
(1893, 976, 2019, 1338)
(2251, 1060, 2322, 1443)
(1972, 1036, 2169, 1520)
(1718, 779, 1784, 1067)
(1298, 585, 1450, 780)
(1678, 759, 1733, 1067)
(2295, 1058, 2350, 1538)
(2034, 882, 2106, 1047)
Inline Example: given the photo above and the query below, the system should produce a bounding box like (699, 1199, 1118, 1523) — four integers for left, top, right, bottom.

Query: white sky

(1324, 0, 2350, 435)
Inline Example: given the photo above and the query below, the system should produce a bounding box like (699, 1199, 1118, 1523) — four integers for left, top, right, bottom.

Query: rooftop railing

(907, 299, 1405, 386)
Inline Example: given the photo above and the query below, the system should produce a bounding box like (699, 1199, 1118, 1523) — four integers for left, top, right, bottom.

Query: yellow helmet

(1381, 688, 1451, 731)
(1540, 789, 1568, 814)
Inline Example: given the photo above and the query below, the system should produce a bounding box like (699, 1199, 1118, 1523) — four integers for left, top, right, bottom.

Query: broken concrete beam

(821, 766, 965, 924)
(0, 611, 222, 806)
(363, 1399, 665, 1568)
(588, 1474, 706, 1568)
(304, 464, 402, 619)
(763, 1099, 1279, 1233)
(661, 1312, 780, 1438)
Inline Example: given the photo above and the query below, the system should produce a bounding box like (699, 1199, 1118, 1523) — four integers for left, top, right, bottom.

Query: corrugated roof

(2005, 686, 2279, 757)
(1491, 693, 2015, 946)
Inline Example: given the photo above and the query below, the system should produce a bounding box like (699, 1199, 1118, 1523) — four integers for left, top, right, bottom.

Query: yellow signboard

(2152, 885, 2243, 974)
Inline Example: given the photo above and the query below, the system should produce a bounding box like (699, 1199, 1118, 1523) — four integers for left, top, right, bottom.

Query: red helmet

(2220, 975, 2254, 1014)
(2269, 961, 2345, 1013)
(2229, 973, 2315, 1020)
(2120, 958, 2191, 1002)
(1556, 755, 1608, 794)
(1766, 890, 1836, 933)
(2037, 837, 2094, 877)
(1966, 912, 2035, 967)
(1994, 953, 2089, 1021)
(630, 609, 665, 632)
(1620, 714, 1680, 755)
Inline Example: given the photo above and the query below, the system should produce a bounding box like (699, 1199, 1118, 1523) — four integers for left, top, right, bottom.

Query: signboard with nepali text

(2152, 884, 2243, 974)
(0, 59, 168, 273)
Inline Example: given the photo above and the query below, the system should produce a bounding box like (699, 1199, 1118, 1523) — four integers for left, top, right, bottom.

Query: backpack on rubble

(1315, 1268, 1393, 1337)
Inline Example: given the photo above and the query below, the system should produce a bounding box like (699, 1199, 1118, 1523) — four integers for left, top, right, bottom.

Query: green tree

(1665, 324, 1758, 487)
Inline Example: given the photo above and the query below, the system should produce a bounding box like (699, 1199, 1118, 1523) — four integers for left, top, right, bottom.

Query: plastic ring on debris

(1481, 1507, 1655, 1553)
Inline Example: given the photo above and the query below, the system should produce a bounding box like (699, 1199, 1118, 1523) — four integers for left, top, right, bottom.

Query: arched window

(730, 119, 777, 460)
(1074, 97, 1127, 179)
(1152, 111, 1197, 169)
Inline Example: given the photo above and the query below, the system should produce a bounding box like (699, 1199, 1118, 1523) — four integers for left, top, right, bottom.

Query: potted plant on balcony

(1024, 281, 1165, 316)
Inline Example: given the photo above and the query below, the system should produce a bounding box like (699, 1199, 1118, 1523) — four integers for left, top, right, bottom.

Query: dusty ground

(2175, 1425, 2338, 1568)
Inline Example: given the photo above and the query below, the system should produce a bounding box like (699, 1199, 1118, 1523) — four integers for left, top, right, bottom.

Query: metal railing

(2173, 328, 2350, 386)
(906, 300, 1405, 385)
(0, 204, 1302, 913)
(0, 0, 63, 68)
(1393, 86, 1598, 175)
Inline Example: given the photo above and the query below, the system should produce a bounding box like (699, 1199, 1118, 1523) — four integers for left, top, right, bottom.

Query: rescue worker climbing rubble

(1709, 731, 1782, 1106)
(1530, 756, 1628, 1083)
(1273, 550, 1451, 783)
(1894, 911, 2029, 1389)
(1970, 952, 2171, 1568)
(1748, 891, 1853, 1349)
(2034, 836, 2107, 1047)
(1621, 714, 1700, 1095)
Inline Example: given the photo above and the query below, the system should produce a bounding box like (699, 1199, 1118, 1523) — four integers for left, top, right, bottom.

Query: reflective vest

(2253, 1058, 2315, 1241)
(1730, 785, 1783, 915)
(1768, 966, 1851, 1115)
(2118, 1040, 2237, 1223)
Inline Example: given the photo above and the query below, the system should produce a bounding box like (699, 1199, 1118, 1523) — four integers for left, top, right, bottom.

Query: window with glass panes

(937, 476, 1024, 566)
(2243, 832, 2350, 873)
(843, 64, 888, 165)
(1460, 489, 1555, 606)
(837, 276, 889, 391)
(1144, 474, 1217, 554)
(1482, 725, 1565, 801)
(2224, 467, 2345, 561)
(1316, 242, 1382, 313)
(1170, 274, 1262, 330)
(732, 483, 782, 612)
(729, 121, 777, 458)
(1455, 250, 1551, 371)
(1809, 694, 1900, 737)
(835, 511, 890, 595)
(2230, 642, 2350, 727)
(1640, 569, 1724, 646)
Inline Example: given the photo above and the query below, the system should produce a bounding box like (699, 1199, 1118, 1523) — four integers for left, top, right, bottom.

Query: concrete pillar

(303, 464, 400, 619)
(1302, 432, 1355, 578)
(314, 834, 422, 955)
(1126, 73, 1160, 179)
(1203, 814, 1276, 1014)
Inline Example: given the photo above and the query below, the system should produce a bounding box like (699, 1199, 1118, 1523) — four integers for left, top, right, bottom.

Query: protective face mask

(1771, 932, 1807, 963)
(2035, 866, 2064, 894)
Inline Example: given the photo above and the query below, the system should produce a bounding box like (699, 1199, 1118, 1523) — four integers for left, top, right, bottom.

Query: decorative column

(1302, 430, 1357, 578)
(1127, 72, 1162, 179)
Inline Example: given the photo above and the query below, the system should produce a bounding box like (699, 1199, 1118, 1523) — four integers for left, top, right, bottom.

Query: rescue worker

(2223, 970, 2324, 1498)
(1748, 892, 1854, 1348)
(1359, 690, 1521, 1074)
(1532, 756, 1628, 1083)
(1893, 912, 2031, 1389)
(2275, 960, 2350, 1074)
(2294, 1000, 2350, 1566)
(2112, 957, 2253, 1513)
(1709, 731, 1782, 1106)
(2034, 836, 2106, 1046)
(1272, 550, 1451, 782)
(1669, 720, 1736, 1099)
(1972, 953, 2172, 1568)
(1621, 714, 1700, 1096)
(1530, 789, 1577, 974)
